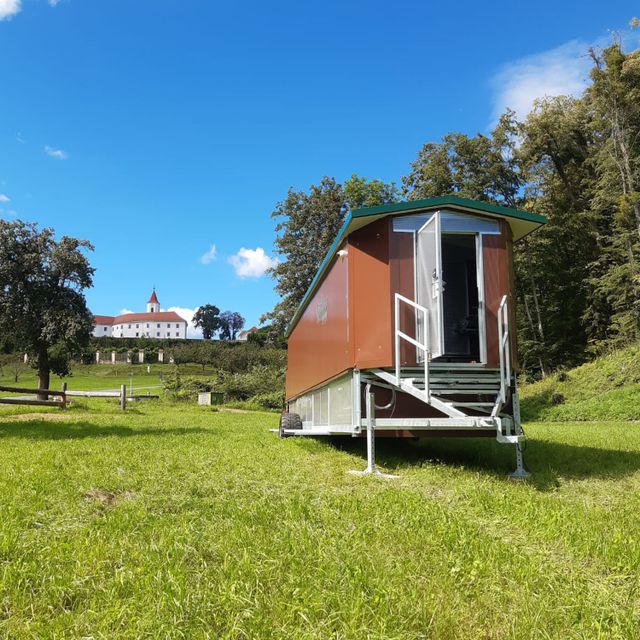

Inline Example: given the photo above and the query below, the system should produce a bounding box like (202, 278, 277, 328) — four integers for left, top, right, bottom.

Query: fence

(0, 383, 129, 410)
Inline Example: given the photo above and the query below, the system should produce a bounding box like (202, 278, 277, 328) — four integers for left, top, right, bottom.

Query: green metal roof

(285, 195, 546, 337)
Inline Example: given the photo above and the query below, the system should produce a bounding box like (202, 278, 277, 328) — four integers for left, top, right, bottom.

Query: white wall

(93, 324, 113, 337)
(110, 320, 188, 339)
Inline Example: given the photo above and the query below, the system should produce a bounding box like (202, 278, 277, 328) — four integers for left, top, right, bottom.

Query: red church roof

(93, 311, 186, 326)
(113, 311, 185, 324)
(148, 290, 160, 304)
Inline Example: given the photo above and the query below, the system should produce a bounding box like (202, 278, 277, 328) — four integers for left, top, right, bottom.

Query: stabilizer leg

(349, 385, 398, 479)
(509, 384, 530, 480)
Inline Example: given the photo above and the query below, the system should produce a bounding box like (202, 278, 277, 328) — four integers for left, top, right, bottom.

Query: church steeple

(147, 288, 160, 313)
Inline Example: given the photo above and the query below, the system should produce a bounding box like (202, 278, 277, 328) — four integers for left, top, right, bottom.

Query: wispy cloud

(0, 194, 10, 203)
(199, 243, 217, 265)
(490, 40, 591, 124)
(48, 0, 60, 5)
(0, 0, 21, 21)
(44, 145, 68, 160)
(228, 247, 278, 278)
(16, 132, 26, 144)
(119, 308, 134, 315)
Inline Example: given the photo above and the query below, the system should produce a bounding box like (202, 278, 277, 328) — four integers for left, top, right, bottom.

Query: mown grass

(0, 397, 639, 639)
(0, 364, 212, 394)
(520, 342, 640, 421)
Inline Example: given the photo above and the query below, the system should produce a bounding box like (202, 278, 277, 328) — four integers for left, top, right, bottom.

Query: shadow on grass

(324, 435, 640, 490)
(0, 421, 207, 440)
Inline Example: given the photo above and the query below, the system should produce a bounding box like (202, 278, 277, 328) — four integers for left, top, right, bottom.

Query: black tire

(279, 412, 302, 438)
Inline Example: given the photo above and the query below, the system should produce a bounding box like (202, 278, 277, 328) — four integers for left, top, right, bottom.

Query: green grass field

(1, 395, 639, 639)
(0, 364, 219, 395)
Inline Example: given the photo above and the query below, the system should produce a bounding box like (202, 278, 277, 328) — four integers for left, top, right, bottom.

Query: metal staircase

(368, 293, 524, 446)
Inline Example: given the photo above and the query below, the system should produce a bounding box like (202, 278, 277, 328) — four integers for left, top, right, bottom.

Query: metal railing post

(394, 294, 401, 386)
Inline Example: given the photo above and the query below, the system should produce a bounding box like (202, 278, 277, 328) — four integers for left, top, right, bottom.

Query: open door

(416, 213, 444, 359)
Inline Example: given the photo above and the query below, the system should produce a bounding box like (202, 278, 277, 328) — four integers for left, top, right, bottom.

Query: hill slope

(520, 343, 640, 421)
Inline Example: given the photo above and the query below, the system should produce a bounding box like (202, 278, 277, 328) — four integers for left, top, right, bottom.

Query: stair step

(450, 402, 495, 406)
(429, 389, 501, 395)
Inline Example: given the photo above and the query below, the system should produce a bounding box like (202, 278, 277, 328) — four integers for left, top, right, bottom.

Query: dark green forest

(266, 39, 640, 376)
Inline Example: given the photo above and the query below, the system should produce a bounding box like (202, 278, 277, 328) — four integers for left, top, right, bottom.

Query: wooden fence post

(61, 382, 67, 409)
(120, 384, 126, 411)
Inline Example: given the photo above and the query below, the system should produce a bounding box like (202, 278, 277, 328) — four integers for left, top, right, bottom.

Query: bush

(250, 391, 284, 410)
(220, 364, 284, 401)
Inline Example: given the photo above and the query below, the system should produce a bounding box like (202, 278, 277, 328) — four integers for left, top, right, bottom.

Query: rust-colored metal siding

(285, 249, 350, 400)
(349, 219, 393, 370)
(482, 221, 510, 368)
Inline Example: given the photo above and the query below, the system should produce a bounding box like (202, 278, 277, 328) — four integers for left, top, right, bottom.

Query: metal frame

(493, 295, 511, 417)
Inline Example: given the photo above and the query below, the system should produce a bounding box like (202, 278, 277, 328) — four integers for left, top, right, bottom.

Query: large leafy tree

(582, 41, 640, 347)
(402, 112, 523, 207)
(219, 311, 245, 340)
(343, 173, 399, 209)
(0, 221, 94, 396)
(515, 96, 598, 372)
(193, 304, 221, 340)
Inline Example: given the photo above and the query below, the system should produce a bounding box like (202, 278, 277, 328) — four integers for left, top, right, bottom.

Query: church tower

(147, 289, 160, 313)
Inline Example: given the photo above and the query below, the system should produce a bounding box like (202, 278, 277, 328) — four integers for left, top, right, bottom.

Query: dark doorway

(440, 234, 480, 362)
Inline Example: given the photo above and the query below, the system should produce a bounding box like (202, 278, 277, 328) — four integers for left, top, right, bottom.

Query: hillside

(520, 343, 640, 421)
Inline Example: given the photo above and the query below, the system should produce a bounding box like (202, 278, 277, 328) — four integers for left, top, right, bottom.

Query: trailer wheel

(279, 412, 302, 438)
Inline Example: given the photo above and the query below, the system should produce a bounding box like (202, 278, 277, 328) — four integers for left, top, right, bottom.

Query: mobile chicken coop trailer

(279, 196, 546, 477)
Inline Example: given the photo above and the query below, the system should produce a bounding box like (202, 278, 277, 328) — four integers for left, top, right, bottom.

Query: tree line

(263, 35, 640, 376)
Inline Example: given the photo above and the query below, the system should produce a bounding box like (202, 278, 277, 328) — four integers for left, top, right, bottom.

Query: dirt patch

(219, 407, 252, 414)
(84, 488, 135, 507)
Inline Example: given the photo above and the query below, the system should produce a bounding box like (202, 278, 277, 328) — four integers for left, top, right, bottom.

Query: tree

(0, 221, 94, 397)
(402, 111, 523, 207)
(343, 174, 399, 210)
(219, 311, 245, 340)
(193, 304, 221, 340)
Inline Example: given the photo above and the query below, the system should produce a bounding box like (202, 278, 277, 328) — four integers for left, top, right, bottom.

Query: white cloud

(167, 306, 203, 339)
(44, 145, 68, 160)
(48, 0, 60, 5)
(119, 308, 134, 315)
(0, 0, 21, 21)
(490, 40, 591, 124)
(199, 243, 217, 265)
(0, 194, 9, 203)
(228, 247, 278, 278)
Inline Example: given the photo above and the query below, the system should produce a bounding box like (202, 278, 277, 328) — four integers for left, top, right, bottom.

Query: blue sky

(0, 0, 637, 336)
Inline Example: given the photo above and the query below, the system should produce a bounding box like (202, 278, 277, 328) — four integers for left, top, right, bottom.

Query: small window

(176, 323, 179, 328)
(157, 323, 160, 328)
(167, 332, 171, 337)
(167, 323, 170, 328)
(156, 332, 160, 337)
(146, 323, 149, 328)
(104, 327, 107, 331)
(136, 324, 139, 328)
(128, 324, 131, 329)
(135, 332, 139, 337)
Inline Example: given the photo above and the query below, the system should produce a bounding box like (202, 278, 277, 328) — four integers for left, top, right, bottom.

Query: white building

(92, 290, 188, 339)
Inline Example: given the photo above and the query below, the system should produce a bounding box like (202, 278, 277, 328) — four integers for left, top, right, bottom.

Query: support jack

(348, 385, 399, 479)
(508, 442, 530, 480)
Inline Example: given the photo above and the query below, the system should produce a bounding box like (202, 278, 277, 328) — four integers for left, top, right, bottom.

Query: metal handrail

(497, 295, 511, 405)
(394, 293, 430, 399)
